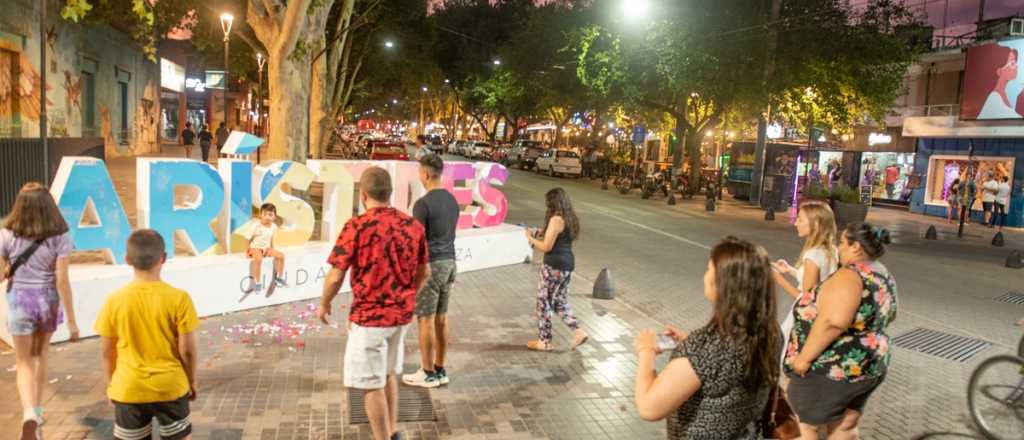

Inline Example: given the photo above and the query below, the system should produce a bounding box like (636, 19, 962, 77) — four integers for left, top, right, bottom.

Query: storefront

(835, 126, 918, 206)
(159, 58, 186, 142)
(908, 137, 1021, 226)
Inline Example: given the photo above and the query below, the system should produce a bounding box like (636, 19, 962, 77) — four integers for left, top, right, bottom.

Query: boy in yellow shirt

(95, 230, 199, 440)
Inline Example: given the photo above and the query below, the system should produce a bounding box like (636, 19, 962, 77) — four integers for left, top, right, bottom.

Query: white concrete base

(0, 224, 531, 345)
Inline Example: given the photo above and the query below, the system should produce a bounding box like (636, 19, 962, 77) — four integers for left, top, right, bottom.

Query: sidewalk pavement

(0, 262, 669, 440)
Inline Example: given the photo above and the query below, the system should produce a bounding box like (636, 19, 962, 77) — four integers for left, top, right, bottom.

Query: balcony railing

(890, 104, 960, 118)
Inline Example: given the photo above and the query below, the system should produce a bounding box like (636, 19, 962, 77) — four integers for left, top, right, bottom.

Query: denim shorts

(5, 287, 63, 336)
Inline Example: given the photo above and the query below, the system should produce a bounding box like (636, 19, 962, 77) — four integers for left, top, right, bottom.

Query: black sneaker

(434, 367, 449, 385)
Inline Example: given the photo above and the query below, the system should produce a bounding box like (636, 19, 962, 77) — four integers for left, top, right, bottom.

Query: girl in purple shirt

(0, 182, 79, 439)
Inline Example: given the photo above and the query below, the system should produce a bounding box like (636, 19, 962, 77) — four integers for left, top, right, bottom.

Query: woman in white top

(992, 176, 1011, 230)
(772, 202, 839, 353)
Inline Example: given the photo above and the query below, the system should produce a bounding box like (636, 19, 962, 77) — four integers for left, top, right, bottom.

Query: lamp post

(256, 52, 265, 163)
(220, 13, 234, 134)
(419, 86, 427, 137)
(40, 0, 48, 184)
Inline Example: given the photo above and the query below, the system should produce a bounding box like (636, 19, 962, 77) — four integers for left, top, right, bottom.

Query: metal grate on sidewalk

(348, 385, 436, 424)
(994, 291, 1024, 305)
(891, 327, 992, 363)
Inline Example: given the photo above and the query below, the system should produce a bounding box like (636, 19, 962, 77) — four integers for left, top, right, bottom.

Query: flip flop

(527, 340, 553, 352)
(572, 333, 589, 349)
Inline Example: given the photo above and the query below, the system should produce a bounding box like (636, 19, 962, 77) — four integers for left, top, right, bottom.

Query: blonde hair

(797, 202, 837, 269)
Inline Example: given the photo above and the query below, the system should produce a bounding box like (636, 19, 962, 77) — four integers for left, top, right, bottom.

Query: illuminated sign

(868, 132, 893, 146)
(205, 70, 226, 90)
(766, 123, 783, 139)
(50, 157, 510, 263)
(160, 58, 185, 92)
(185, 78, 206, 92)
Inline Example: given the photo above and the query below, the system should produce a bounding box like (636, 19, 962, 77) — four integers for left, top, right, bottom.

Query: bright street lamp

(384, 40, 394, 48)
(220, 12, 234, 135)
(621, 0, 651, 22)
(392, 99, 398, 104)
(493, 59, 502, 66)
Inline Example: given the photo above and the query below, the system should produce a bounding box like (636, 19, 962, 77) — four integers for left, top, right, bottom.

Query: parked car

(535, 149, 582, 177)
(492, 145, 512, 163)
(368, 141, 409, 161)
(470, 142, 494, 160)
(508, 140, 546, 170)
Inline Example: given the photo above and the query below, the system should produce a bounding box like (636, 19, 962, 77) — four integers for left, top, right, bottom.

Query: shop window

(118, 82, 128, 144)
(858, 152, 916, 202)
(924, 155, 1015, 208)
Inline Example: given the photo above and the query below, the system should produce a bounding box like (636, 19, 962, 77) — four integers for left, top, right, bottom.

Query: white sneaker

(402, 369, 440, 388)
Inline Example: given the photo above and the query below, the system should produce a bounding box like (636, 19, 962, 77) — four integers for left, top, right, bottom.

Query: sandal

(572, 331, 589, 349)
(527, 340, 554, 351)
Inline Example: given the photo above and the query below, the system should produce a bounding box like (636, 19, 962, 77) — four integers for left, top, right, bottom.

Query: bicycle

(966, 322, 1024, 440)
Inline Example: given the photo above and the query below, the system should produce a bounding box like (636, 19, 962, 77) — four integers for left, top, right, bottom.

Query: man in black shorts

(403, 154, 460, 388)
(180, 122, 195, 159)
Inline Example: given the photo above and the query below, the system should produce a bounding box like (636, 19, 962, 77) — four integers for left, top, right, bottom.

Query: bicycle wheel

(968, 354, 1024, 440)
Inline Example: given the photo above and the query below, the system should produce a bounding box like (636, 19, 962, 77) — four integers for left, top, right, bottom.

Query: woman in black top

(525, 188, 588, 351)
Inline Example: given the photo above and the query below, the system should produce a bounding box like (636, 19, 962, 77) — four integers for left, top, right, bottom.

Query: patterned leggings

(536, 264, 579, 343)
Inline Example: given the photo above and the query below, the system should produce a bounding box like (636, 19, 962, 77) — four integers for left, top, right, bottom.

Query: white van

(535, 149, 582, 177)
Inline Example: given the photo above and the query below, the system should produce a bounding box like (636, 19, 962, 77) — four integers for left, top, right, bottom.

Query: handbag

(761, 384, 800, 439)
(4, 239, 44, 293)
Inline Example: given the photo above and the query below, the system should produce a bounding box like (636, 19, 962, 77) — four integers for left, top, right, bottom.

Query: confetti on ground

(5, 366, 15, 372)
(55, 347, 67, 352)
(65, 375, 72, 380)
(48, 378, 58, 384)
(1, 351, 11, 355)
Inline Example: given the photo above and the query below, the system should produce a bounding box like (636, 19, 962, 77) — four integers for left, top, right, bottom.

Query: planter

(831, 200, 869, 231)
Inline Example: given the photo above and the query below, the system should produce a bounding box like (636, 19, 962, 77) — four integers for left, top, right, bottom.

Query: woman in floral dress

(785, 222, 898, 439)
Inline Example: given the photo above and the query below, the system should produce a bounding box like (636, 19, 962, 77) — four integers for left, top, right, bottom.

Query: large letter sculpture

(257, 161, 315, 247)
(308, 160, 355, 241)
(218, 159, 254, 253)
(137, 159, 225, 258)
(441, 162, 477, 229)
(50, 157, 132, 263)
(472, 163, 509, 228)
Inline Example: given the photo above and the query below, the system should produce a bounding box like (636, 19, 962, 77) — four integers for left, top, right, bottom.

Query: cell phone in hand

(656, 333, 677, 352)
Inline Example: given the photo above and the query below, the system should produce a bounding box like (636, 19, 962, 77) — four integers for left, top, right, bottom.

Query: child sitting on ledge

(244, 203, 287, 293)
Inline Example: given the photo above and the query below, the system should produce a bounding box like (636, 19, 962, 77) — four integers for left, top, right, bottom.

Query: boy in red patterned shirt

(317, 166, 430, 440)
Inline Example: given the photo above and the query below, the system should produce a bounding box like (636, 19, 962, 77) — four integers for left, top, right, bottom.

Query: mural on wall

(132, 80, 158, 154)
(0, 41, 52, 124)
(63, 70, 81, 110)
(99, 105, 120, 157)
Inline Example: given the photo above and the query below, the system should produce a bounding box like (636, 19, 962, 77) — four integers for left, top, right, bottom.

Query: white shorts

(344, 323, 409, 390)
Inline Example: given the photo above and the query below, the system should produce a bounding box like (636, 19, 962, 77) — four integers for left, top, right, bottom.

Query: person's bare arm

(792, 268, 861, 374)
(317, 267, 347, 324)
(415, 262, 432, 292)
(177, 331, 198, 400)
(100, 336, 117, 384)
(527, 216, 564, 253)
(0, 256, 8, 281)
(55, 257, 78, 341)
(799, 259, 821, 294)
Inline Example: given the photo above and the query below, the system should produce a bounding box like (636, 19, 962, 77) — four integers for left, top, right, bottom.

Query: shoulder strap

(6, 239, 44, 292)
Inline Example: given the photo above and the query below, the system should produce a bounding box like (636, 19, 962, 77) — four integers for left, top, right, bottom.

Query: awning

(903, 116, 1024, 139)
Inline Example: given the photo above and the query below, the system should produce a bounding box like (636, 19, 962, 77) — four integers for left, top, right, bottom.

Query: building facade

(0, 0, 160, 156)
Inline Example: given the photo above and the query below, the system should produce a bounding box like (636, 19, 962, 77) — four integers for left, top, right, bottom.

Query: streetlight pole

(419, 86, 427, 137)
(40, 0, 48, 184)
(220, 13, 233, 136)
(256, 52, 265, 163)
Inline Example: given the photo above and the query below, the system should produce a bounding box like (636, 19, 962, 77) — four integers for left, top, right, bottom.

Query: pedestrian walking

(215, 123, 229, 150)
(633, 237, 781, 439)
(786, 222, 898, 439)
(0, 182, 79, 440)
(414, 135, 429, 161)
(180, 122, 195, 159)
(317, 167, 430, 440)
(992, 175, 1010, 230)
(959, 172, 977, 224)
(95, 230, 199, 440)
(982, 172, 998, 226)
(403, 154, 460, 389)
(198, 124, 214, 163)
(524, 187, 588, 351)
(772, 202, 838, 362)
(946, 178, 961, 224)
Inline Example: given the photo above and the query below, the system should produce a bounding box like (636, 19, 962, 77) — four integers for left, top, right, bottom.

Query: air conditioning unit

(1011, 18, 1024, 36)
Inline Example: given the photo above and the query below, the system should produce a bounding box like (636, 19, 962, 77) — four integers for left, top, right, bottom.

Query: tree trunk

(266, 56, 311, 162)
(309, 56, 330, 159)
(685, 128, 702, 195)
